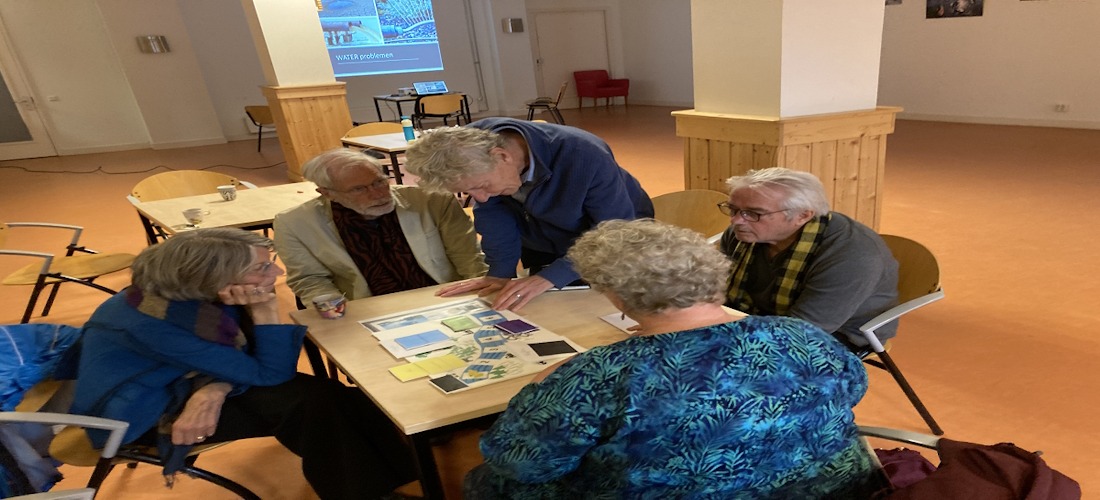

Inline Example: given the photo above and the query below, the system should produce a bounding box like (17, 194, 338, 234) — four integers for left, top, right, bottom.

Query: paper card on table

(600, 312, 639, 333)
(389, 363, 429, 382)
(394, 329, 450, 349)
(495, 319, 538, 335)
(528, 340, 578, 356)
(441, 315, 479, 332)
(412, 353, 467, 375)
(429, 374, 469, 393)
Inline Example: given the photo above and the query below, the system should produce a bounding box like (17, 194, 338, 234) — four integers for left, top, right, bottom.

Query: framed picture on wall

(927, 0, 984, 18)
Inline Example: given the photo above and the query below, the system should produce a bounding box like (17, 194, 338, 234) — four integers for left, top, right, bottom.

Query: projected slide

(318, 0, 442, 77)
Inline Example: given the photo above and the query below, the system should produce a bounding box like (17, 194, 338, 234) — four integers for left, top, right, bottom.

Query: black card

(528, 340, 577, 356)
(429, 374, 468, 393)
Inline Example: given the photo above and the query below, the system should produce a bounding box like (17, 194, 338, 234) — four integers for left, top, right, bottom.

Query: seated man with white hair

(719, 167, 899, 352)
(273, 148, 487, 304)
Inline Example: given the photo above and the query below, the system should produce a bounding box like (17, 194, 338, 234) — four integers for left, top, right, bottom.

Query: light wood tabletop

(130, 181, 317, 235)
(290, 284, 627, 436)
(341, 132, 414, 152)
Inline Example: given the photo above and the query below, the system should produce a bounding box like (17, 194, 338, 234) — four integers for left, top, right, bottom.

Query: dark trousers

(520, 247, 586, 286)
(145, 374, 417, 499)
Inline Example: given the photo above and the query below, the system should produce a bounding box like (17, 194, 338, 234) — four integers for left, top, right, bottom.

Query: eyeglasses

(716, 202, 787, 222)
(325, 178, 389, 196)
(249, 255, 279, 274)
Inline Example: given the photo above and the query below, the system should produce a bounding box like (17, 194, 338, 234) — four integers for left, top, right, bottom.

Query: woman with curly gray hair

(466, 219, 878, 499)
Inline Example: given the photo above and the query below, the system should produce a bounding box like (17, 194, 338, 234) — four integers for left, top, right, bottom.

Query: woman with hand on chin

(465, 219, 878, 499)
(71, 228, 416, 499)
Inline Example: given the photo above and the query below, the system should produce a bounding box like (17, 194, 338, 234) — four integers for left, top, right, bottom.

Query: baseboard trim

(899, 112, 1100, 130)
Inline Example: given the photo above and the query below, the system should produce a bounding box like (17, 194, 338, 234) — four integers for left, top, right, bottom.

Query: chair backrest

(573, 69, 610, 85)
(417, 94, 464, 115)
(130, 170, 241, 202)
(344, 122, 403, 138)
(651, 189, 730, 239)
(881, 234, 941, 303)
(552, 81, 569, 104)
(244, 105, 274, 127)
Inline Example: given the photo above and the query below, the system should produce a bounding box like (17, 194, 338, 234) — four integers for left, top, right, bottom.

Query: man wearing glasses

(273, 149, 487, 305)
(718, 167, 898, 354)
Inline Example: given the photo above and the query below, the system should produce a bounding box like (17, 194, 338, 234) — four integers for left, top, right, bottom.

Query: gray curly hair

(568, 219, 732, 315)
(404, 126, 506, 193)
(726, 167, 831, 217)
(301, 148, 386, 189)
(131, 228, 273, 301)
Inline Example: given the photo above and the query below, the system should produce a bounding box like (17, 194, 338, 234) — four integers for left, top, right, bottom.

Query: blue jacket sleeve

(473, 197, 524, 279)
(117, 320, 306, 389)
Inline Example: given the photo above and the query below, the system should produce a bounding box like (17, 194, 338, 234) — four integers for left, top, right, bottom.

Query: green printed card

(441, 315, 479, 332)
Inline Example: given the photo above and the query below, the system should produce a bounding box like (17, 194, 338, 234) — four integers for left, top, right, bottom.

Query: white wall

(3, 0, 1097, 158)
(620, 0, 693, 107)
(96, 0, 225, 149)
(879, 0, 1100, 128)
(178, 0, 269, 142)
(0, 0, 148, 154)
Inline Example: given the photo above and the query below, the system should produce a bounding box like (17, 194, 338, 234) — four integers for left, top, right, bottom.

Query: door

(531, 10, 610, 109)
(0, 18, 56, 160)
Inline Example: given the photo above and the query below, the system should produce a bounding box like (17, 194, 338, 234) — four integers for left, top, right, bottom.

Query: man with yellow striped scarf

(719, 167, 898, 355)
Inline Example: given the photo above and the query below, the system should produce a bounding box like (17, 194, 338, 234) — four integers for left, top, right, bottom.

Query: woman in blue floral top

(465, 219, 877, 498)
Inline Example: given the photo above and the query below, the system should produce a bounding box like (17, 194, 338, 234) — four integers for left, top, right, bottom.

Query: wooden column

(262, 83, 353, 181)
(673, 106, 900, 230)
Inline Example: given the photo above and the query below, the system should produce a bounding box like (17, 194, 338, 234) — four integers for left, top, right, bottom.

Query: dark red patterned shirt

(331, 202, 437, 295)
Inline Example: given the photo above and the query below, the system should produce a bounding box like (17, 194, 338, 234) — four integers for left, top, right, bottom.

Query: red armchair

(573, 70, 630, 108)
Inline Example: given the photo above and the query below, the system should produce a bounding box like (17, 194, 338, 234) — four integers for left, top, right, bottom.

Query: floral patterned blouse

(468, 315, 876, 499)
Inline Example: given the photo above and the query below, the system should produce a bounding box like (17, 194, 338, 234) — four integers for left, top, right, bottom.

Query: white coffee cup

(217, 185, 237, 201)
(182, 208, 206, 227)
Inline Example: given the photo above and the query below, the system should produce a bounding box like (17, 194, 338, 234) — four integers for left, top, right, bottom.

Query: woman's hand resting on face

(217, 283, 280, 324)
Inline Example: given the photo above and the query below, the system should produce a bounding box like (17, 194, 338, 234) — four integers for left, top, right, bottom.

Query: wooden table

(341, 132, 414, 185)
(290, 285, 627, 499)
(130, 182, 317, 237)
(372, 92, 471, 123)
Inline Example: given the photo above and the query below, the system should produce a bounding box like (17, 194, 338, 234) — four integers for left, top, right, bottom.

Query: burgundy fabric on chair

(573, 70, 629, 108)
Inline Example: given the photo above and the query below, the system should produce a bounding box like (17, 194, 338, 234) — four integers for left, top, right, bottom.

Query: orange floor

(2, 106, 1098, 498)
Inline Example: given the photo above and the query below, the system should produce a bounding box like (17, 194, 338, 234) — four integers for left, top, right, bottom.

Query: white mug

(182, 208, 207, 227)
(217, 185, 237, 201)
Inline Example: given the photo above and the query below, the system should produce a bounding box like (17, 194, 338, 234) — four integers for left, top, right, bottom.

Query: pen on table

(548, 285, 591, 292)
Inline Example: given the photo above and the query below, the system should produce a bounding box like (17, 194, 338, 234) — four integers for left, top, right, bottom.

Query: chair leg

(86, 458, 117, 491)
(551, 108, 565, 125)
(40, 281, 64, 318)
(875, 350, 944, 435)
(527, 107, 535, 120)
(256, 126, 263, 152)
(19, 277, 49, 323)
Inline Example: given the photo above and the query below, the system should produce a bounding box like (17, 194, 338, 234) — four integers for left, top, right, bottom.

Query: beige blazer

(273, 185, 487, 303)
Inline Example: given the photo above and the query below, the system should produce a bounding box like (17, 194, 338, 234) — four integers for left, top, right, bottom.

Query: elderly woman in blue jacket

(71, 228, 415, 499)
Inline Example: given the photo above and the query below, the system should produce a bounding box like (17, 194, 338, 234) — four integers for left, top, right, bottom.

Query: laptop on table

(412, 81, 449, 95)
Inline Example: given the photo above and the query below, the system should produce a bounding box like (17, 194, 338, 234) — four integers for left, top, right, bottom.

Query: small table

(372, 92, 471, 123)
(130, 182, 317, 238)
(290, 285, 627, 499)
(341, 132, 414, 185)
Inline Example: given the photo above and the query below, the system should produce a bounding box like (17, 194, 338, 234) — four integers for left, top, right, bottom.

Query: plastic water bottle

(401, 116, 415, 142)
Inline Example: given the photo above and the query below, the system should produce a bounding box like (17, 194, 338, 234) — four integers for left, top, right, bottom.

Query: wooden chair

(128, 170, 258, 245)
(525, 81, 568, 124)
(342, 122, 407, 182)
(1, 222, 135, 324)
(411, 94, 468, 129)
(243, 106, 274, 152)
(573, 70, 629, 108)
(859, 235, 946, 435)
(650, 189, 730, 244)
